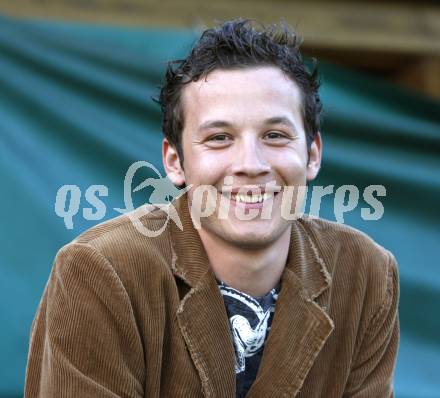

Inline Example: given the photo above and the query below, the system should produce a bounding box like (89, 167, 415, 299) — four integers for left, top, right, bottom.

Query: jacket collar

(170, 194, 332, 298)
(169, 194, 334, 397)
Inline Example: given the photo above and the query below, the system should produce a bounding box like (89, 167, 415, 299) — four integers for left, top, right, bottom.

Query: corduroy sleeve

(24, 243, 145, 397)
(343, 252, 400, 398)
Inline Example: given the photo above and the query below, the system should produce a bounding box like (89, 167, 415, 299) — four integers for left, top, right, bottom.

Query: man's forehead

(181, 66, 303, 121)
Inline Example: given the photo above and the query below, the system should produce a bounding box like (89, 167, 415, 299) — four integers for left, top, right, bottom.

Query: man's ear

(306, 132, 322, 181)
(162, 138, 185, 186)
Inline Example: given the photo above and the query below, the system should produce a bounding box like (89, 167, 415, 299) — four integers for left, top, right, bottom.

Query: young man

(25, 20, 399, 397)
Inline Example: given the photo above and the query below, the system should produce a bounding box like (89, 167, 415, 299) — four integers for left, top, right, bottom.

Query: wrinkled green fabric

(0, 15, 439, 398)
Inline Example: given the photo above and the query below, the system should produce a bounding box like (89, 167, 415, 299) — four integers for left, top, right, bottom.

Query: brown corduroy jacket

(25, 195, 399, 397)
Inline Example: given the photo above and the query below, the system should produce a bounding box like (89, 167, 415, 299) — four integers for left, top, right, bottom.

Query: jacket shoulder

(298, 217, 397, 298)
(73, 204, 168, 245)
(56, 205, 175, 283)
(299, 216, 394, 266)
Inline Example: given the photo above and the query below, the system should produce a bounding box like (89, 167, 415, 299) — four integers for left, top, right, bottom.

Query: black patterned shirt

(218, 281, 279, 398)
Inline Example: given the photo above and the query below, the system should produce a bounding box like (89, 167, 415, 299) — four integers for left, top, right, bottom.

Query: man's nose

(230, 135, 271, 178)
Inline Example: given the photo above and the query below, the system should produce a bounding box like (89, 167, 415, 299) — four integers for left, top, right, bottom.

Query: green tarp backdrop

(1, 15, 439, 398)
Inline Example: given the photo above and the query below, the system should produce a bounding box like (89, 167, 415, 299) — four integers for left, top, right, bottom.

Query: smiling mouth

(230, 192, 275, 203)
(220, 191, 279, 204)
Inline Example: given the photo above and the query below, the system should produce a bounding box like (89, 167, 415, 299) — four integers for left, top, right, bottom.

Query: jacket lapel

(170, 196, 236, 397)
(247, 220, 334, 397)
(169, 196, 334, 397)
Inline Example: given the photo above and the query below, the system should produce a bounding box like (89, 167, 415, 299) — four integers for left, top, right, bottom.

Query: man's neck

(197, 226, 291, 297)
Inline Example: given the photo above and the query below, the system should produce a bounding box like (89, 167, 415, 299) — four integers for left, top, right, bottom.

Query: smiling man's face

(164, 66, 322, 248)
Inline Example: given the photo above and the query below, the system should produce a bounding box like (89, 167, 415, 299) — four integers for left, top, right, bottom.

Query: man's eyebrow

(197, 116, 298, 132)
(197, 120, 234, 132)
(263, 116, 297, 130)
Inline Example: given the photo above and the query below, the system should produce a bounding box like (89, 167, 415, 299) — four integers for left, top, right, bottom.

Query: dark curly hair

(155, 19, 322, 163)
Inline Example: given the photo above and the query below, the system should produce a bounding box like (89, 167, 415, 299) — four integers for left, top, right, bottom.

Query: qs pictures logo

(54, 161, 387, 236)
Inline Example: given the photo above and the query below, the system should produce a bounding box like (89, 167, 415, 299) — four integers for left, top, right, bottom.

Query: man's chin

(202, 217, 291, 249)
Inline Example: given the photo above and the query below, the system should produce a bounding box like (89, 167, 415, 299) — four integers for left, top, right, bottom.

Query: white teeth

(231, 193, 272, 203)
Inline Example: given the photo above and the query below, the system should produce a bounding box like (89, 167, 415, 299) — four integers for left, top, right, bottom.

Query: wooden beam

(1, 0, 439, 56)
(1, 0, 439, 97)
(395, 57, 440, 99)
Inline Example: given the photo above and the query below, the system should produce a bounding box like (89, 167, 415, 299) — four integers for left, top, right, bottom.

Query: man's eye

(208, 134, 229, 141)
(265, 131, 287, 140)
